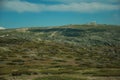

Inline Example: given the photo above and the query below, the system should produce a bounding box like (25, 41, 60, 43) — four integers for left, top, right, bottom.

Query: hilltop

(0, 24, 120, 80)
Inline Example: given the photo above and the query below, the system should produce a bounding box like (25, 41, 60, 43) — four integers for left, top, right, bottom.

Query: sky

(0, 0, 120, 28)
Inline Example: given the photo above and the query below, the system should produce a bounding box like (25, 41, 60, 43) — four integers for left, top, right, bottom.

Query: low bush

(11, 70, 38, 76)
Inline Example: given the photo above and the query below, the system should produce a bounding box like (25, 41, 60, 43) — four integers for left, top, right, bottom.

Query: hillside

(0, 24, 120, 80)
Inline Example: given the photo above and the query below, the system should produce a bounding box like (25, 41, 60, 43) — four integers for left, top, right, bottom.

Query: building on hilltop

(87, 21, 97, 26)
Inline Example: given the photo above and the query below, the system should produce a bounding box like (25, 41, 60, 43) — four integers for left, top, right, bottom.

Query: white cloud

(0, 27, 6, 30)
(1, 0, 120, 13)
(46, 2, 119, 12)
(43, 0, 120, 3)
(2, 0, 43, 12)
(105, 0, 120, 3)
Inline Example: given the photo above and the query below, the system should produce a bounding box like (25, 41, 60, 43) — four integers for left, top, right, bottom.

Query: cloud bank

(43, 0, 120, 3)
(0, 0, 120, 13)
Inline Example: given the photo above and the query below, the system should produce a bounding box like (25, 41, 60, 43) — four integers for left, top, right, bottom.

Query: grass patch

(0, 77, 7, 80)
(40, 69, 77, 75)
(0, 67, 12, 75)
(82, 69, 120, 77)
(34, 76, 86, 80)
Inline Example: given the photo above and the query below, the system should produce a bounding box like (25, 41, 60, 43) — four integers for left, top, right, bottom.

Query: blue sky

(0, 0, 120, 28)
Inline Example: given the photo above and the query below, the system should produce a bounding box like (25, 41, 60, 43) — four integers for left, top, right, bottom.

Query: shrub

(11, 70, 38, 76)
(54, 59, 66, 62)
(12, 59, 24, 62)
(40, 69, 77, 75)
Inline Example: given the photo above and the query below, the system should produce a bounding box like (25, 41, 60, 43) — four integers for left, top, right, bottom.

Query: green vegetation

(0, 24, 120, 80)
(83, 69, 120, 77)
(34, 76, 86, 80)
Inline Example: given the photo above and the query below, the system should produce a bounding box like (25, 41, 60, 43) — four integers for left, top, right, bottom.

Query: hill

(0, 24, 120, 80)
